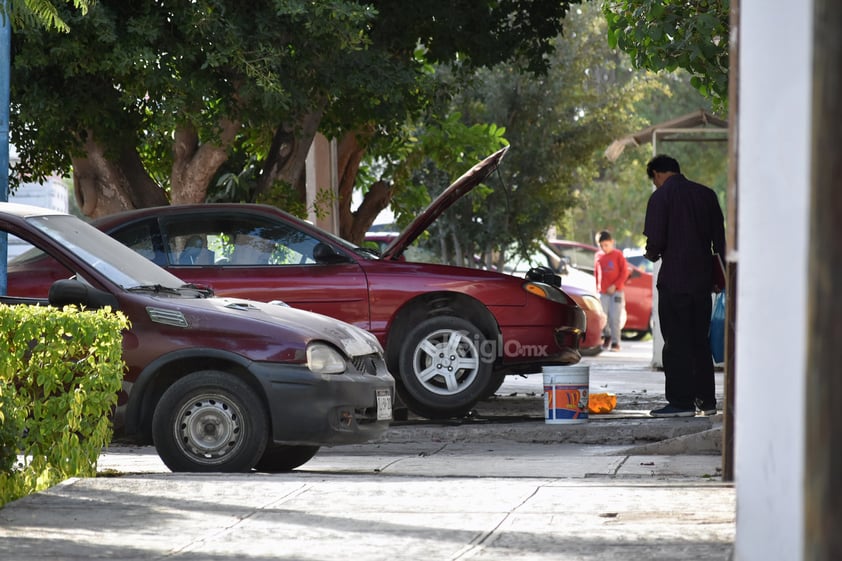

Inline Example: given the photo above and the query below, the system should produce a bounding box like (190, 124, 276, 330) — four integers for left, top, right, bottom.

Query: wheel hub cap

(178, 396, 241, 459)
(413, 329, 481, 396)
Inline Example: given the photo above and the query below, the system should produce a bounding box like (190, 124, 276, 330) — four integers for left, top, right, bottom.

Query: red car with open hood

(14, 148, 587, 420)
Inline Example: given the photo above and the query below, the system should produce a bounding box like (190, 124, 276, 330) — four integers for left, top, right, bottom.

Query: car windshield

(310, 223, 381, 260)
(252, 209, 381, 261)
(25, 214, 188, 290)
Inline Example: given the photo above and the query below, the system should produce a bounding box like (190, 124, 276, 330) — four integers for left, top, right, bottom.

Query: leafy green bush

(0, 304, 129, 507)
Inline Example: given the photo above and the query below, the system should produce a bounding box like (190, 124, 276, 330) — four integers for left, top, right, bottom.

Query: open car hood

(380, 146, 509, 260)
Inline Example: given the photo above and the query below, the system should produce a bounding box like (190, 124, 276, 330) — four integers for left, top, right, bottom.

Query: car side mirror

(313, 242, 351, 264)
(49, 279, 119, 310)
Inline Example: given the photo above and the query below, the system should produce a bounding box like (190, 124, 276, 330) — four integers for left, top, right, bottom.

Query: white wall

(735, 2, 812, 559)
(9, 179, 68, 211)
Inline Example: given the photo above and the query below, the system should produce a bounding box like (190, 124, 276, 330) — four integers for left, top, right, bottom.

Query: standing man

(594, 230, 628, 352)
(643, 154, 726, 417)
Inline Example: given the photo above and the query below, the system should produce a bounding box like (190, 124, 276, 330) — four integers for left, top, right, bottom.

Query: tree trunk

(349, 180, 394, 244)
(170, 119, 240, 205)
(72, 134, 168, 218)
(335, 128, 394, 244)
(256, 110, 324, 205)
(336, 130, 365, 241)
(451, 231, 464, 267)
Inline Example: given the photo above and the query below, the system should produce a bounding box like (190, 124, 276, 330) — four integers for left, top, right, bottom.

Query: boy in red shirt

(594, 230, 628, 351)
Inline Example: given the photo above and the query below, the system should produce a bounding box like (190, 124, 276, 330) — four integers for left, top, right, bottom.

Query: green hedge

(0, 304, 129, 507)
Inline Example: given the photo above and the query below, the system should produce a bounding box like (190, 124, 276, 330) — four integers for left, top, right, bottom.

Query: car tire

(622, 314, 654, 341)
(152, 371, 269, 473)
(253, 445, 320, 472)
(397, 316, 493, 419)
(479, 369, 508, 400)
(622, 330, 649, 341)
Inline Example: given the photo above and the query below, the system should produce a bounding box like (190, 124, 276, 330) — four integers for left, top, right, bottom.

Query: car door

(108, 211, 373, 330)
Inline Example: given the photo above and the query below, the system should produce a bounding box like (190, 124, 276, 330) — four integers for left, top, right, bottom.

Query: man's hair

(596, 230, 613, 244)
(646, 154, 681, 179)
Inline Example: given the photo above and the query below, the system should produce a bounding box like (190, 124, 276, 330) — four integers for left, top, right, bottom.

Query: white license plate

(376, 389, 392, 421)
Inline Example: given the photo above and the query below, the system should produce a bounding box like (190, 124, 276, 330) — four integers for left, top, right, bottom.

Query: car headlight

(306, 342, 347, 374)
(523, 281, 575, 306)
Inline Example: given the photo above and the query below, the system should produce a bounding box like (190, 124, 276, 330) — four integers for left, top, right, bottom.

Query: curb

(620, 423, 723, 455)
(377, 414, 717, 450)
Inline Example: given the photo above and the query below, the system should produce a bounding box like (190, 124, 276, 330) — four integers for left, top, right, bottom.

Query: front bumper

(497, 302, 587, 368)
(250, 355, 395, 447)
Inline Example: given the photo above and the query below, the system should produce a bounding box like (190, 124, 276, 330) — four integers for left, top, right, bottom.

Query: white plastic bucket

(543, 365, 589, 424)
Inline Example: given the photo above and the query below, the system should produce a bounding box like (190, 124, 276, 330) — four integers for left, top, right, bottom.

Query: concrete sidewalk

(0, 469, 734, 561)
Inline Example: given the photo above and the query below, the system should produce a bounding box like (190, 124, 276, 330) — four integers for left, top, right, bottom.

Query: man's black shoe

(649, 404, 696, 418)
(695, 399, 717, 416)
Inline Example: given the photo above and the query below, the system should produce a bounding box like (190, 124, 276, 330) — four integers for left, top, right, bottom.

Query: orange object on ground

(588, 393, 617, 414)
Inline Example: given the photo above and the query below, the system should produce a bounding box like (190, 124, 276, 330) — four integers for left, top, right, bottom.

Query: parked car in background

(362, 230, 399, 254)
(546, 239, 599, 275)
(22, 148, 587, 420)
(547, 240, 654, 340)
(2, 202, 394, 473)
(624, 249, 654, 274)
(621, 250, 655, 340)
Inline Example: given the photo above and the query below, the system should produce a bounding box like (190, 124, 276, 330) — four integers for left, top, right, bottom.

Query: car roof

(0, 202, 66, 219)
(547, 239, 598, 251)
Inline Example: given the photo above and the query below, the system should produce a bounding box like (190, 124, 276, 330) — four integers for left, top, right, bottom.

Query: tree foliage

(11, 0, 380, 216)
(3, 0, 92, 32)
(381, 3, 661, 266)
(567, 71, 728, 249)
(327, 0, 583, 240)
(10, 0, 582, 227)
(602, 0, 729, 112)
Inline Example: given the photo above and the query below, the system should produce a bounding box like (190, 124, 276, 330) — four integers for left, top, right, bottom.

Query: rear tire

(152, 371, 269, 473)
(397, 316, 493, 419)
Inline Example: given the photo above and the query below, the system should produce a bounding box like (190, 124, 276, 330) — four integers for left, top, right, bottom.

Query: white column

(735, 2, 812, 559)
(305, 134, 339, 235)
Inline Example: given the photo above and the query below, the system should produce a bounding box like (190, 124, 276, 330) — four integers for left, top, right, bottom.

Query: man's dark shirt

(643, 174, 726, 294)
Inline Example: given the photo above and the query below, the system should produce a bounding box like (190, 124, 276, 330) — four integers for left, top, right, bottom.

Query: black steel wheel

(152, 371, 269, 472)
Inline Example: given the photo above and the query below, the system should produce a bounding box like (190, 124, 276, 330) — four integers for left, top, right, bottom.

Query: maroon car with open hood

(15, 148, 587, 419)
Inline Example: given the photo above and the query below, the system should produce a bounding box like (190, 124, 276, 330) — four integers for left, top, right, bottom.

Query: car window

(6, 241, 74, 299)
(503, 247, 555, 275)
(6, 215, 184, 294)
(159, 214, 324, 266)
(111, 221, 169, 266)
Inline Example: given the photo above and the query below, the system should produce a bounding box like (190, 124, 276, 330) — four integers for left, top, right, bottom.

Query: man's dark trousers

(658, 286, 715, 409)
